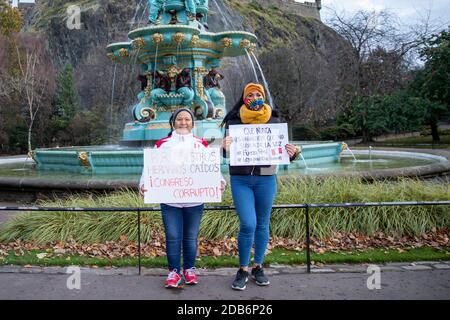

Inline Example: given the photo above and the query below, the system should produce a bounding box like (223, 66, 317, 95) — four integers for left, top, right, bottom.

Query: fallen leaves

(36, 253, 48, 259)
(0, 228, 448, 260)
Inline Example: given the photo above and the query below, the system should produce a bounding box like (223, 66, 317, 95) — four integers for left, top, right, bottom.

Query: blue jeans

(230, 175, 277, 267)
(161, 204, 204, 272)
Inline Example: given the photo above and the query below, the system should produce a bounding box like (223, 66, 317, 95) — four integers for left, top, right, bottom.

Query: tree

(349, 91, 427, 141)
(54, 64, 78, 119)
(410, 28, 450, 142)
(8, 35, 55, 153)
(327, 8, 437, 142)
(0, 2, 26, 153)
(0, 0, 22, 37)
(51, 63, 79, 145)
(260, 40, 355, 140)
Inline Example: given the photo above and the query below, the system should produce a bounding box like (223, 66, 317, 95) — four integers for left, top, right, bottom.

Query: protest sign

(143, 146, 222, 204)
(229, 123, 290, 166)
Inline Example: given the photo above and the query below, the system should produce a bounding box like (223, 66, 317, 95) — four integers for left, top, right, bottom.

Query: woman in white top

(139, 108, 225, 288)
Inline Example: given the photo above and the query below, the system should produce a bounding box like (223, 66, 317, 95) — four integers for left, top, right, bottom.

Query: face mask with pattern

(244, 97, 265, 111)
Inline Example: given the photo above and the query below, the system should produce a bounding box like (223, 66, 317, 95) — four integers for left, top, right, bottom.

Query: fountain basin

(33, 146, 143, 175)
(30, 142, 347, 175)
(29, 142, 450, 177)
(1, 148, 449, 201)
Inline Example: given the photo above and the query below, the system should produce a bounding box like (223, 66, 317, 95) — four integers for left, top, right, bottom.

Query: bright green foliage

(347, 91, 427, 142)
(417, 28, 450, 106)
(410, 28, 450, 142)
(51, 63, 79, 144)
(53, 64, 78, 121)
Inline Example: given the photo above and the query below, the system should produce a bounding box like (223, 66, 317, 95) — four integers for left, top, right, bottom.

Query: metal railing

(1, 201, 450, 275)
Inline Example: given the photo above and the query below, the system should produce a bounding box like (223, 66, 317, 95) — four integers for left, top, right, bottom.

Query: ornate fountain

(30, 0, 348, 175)
(107, 0, 257, 145)
(33, 0, 257, 174)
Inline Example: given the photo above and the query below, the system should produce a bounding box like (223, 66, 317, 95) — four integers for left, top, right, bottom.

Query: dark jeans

(161, 203, 204, 272)
(230, 175, 277, 267)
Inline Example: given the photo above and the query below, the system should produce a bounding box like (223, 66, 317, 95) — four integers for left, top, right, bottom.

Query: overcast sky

(304, 0, 450, 28)
(12, 0, 450, 28)
(11, 0, 34, 7)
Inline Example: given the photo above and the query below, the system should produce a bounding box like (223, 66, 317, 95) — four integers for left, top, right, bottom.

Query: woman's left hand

(285, 144, 298, 158)
(220, 180, 226, 193)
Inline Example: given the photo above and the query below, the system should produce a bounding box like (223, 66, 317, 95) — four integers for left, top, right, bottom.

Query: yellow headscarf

(240, 83, 272, 124)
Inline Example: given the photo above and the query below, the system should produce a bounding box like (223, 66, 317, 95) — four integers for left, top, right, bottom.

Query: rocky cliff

(25, 0, 356, 130)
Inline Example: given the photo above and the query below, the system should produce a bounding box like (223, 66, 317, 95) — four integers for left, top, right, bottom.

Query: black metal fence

(1, 200, 450, 275)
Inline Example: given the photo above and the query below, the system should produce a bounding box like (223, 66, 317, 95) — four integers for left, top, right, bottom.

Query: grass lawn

(1, 247, 449, 268)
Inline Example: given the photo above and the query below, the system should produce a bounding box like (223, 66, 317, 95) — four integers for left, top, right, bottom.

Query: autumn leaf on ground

(36, 253, 48, 259)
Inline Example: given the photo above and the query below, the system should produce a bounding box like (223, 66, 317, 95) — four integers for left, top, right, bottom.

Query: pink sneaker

(183, 268, 198, 285)
(165, 270, 184, 288)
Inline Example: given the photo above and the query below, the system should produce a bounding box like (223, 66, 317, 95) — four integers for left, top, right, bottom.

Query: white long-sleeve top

(139, 131, 226, 208)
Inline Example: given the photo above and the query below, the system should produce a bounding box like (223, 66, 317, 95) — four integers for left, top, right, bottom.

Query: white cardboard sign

(229, 123, 290, 166)
(143, 146, 222, 204)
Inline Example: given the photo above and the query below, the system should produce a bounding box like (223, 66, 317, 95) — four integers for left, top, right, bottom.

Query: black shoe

(231, 269, 248, 291)
(251, 266, 270, 286)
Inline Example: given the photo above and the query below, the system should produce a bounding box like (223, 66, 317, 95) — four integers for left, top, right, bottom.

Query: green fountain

(109, 0, 259, 145)
(32, 0, 346, 175)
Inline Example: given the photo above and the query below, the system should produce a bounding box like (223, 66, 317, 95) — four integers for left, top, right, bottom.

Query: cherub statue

(204, 67, 224, 90)
(149, 70, 171, 92)
(184, 0, 197, 20)
(148, 70, 171, 105)
(137, 74, 148, 91)
(176, 68, 195, 106)
(203, 68, 225, 113)
(148, 0, 200, 24)
(148, 0, 166, 25)
(195, 0, 209, 28)
(137, 74, 148, 100)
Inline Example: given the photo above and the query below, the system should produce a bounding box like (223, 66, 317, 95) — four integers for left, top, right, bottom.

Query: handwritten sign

(229, 123, 290, 166)
(143, 146, 222, 204)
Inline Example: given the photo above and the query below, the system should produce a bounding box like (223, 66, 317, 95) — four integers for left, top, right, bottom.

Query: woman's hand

(222, 136, 233, 152)
(285, 144, 298, 158)
(220, 180, 226, 193)
(139, 185, 147, 198)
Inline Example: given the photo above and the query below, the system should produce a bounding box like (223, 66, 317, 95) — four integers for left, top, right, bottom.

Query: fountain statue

(106, 0, 257, 147)
(32, 0, 259, 174)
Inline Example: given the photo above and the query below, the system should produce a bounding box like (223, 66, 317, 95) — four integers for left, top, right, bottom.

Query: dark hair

(221, 85, 278, 128)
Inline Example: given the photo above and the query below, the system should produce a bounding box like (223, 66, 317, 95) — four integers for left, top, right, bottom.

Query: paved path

(1, 262, 449, 300)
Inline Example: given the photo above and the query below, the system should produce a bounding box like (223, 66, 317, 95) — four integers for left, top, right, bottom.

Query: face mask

(244, 97, 265, 111)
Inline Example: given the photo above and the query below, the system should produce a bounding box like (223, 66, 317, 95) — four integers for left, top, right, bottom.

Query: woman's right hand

(222, 136, 233, 152)
(139, 185, 147, 198)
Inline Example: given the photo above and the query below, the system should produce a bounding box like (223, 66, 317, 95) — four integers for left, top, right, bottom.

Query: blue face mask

(244, 98, 265, 111)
